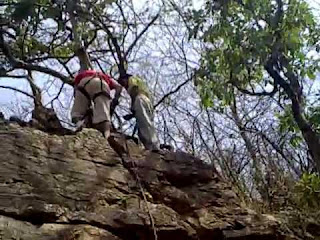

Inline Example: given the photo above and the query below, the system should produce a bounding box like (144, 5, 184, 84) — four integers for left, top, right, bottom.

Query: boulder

(0, 123, 307, 239)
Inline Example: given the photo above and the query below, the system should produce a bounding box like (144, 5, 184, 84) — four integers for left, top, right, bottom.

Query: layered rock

(0, 122, 295, 240)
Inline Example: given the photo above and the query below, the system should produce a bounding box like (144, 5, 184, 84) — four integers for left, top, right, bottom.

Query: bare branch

(84, 29, 98, 48)
(125, 12, 160, 58)
(154, 75, 192, 109)
(49, 82, 66, 109)
(91, 9, 127, 77)
(116, 1, 130, 29)
(0, 31, 72, 85)
(0, 73, 27, 79)
(234, 84, 278, 97)
(264, 60, 293, 98)
(0, 85, 35, 99)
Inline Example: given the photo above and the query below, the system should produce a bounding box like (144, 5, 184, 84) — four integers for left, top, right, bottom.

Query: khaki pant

(133, 94, 159, 150)
(71, 76, 111, 125)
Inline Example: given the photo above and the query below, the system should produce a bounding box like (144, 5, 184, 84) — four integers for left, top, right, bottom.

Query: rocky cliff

(0, 121, 304, 240)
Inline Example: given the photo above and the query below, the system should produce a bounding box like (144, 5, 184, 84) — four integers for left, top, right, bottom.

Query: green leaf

(46, 7, 61, 19)
(307, 69, 316, 80)
(12, 0, 37, 21)
(289, 135, 302, 148)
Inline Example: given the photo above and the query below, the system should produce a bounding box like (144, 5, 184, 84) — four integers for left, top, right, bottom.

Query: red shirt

(74, 70, 115, 89)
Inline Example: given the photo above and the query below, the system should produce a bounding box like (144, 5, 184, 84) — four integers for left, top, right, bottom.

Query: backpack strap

(75, 75, 96, 101)
(76, 74, 111, 102)
(92, 75, 111, 101)
(92, 91, 111, 101)
(77, 86, 91, 101)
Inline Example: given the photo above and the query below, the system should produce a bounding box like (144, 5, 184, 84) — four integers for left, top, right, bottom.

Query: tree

(0, 0, 161, 129)
(189, 0, 320, 172)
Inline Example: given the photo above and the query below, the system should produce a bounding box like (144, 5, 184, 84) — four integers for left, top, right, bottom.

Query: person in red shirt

(71, 69, 122, 138)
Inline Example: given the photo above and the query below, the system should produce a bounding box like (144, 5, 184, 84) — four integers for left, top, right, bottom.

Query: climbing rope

(78, 105, 158, 240)
(123, 138, 158, 240)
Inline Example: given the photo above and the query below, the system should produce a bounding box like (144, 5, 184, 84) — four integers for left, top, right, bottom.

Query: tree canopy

(189, 0, 320, 171)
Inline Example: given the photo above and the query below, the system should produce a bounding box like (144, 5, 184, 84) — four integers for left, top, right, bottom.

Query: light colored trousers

(71, 77, 111, 124)
(133, 94, 159, 150)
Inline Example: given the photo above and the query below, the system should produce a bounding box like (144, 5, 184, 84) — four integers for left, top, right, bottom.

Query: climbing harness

(75, 74, 111, 103)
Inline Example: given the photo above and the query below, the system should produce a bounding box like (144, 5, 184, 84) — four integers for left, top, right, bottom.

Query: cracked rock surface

(0, 122, 297, 240)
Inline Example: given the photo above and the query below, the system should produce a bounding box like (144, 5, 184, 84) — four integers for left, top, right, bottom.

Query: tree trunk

(67, 0, 92, 71)
(283, 58, 320, 173)
(265, 60, 320, 173)
(291, 97, 320, 172)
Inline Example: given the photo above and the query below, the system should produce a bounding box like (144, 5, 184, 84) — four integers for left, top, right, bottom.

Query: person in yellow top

(119, 74, 159, 151)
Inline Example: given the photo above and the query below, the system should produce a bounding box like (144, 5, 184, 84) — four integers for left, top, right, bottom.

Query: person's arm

(110, 78, 123, 102)
(109, 78, 123, 115)
(111, 78, 123, 102)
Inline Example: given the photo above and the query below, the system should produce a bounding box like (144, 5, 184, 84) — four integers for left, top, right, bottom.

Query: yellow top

(127, 76, 151, 100)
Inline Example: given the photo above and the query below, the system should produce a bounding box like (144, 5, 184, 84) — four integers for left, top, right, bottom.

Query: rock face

(0, 122, 290, 240)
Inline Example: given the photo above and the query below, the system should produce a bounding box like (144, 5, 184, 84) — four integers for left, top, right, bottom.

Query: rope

(124, 138, 158, 240)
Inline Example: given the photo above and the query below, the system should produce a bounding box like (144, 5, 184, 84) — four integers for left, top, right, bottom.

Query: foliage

(189, 0, 320, 173)
(190, 0, 320, 107)
(276, 106, 304, 147)
(277, 104, 320, 148)
(307, 105, 320, 132)
(294, 173, 320, 209)
(11, 0, 38, 22)
(1, 0, 113, 71)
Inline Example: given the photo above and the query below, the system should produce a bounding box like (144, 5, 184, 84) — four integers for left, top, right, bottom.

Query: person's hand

(111, 98, 119, 109)
(110, 99, 119, 114)
(112, 98, 119, 106)
(123, 113, 134, 121)
(75, 120, 85, 132)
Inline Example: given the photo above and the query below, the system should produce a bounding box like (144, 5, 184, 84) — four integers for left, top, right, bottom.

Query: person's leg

(71, 88, 90, 124)
(133, 95, 159, 150)
(87, 78, 112, 138)
(92, 94, 111, 125)
(93, 120, 111, 138)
